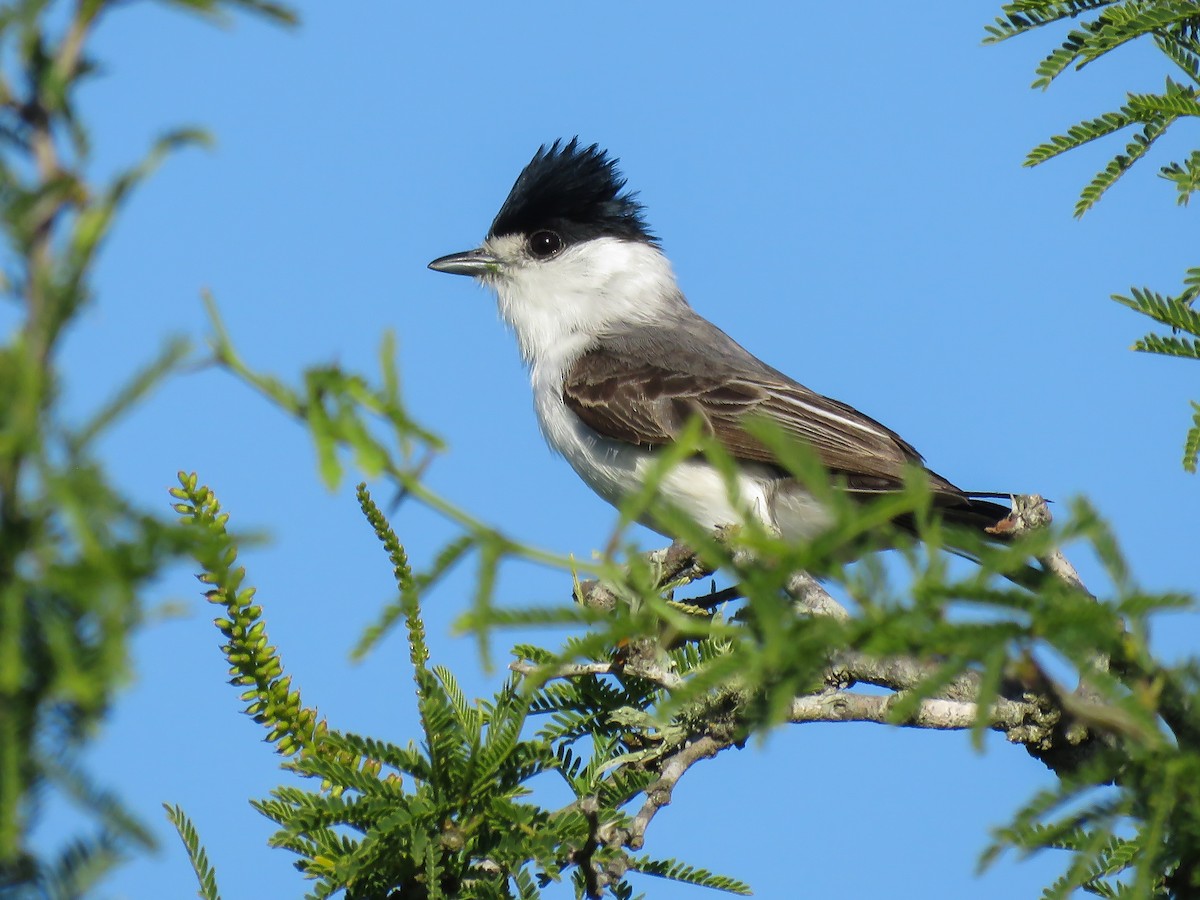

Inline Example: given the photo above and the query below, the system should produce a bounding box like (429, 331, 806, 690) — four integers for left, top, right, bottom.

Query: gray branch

(597, 734, 721, 855)
(789, 688, 1038, 733)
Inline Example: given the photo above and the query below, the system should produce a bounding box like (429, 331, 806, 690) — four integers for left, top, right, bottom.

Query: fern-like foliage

(1159, 149, 1200, 202)
(985, 2, 1200, 208)
(1112, 269, 1200, 469)
(986, 2, 1200, 470)
(200, 275, 1200, 897)
(984, 1, 1121, 44)
(171, 477, 749, 897)
(628, 857, 751, 895)
(1019, 74, 1197, 217)
(981, 733, 1200, 899)
(492, 456, 1200, 897)
(1186, 402, 1200, 471)
(164, 804, 222, 900)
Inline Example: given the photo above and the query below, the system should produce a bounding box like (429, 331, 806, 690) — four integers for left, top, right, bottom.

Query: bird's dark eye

(528, 230, 564, 259)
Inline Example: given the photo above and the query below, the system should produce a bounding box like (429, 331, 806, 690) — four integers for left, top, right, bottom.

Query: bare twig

(576, 796, 602, 900)
(599, 735, 722, 853)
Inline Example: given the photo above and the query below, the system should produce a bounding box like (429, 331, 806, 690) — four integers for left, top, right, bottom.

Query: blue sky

(37, 1, 1198, 897)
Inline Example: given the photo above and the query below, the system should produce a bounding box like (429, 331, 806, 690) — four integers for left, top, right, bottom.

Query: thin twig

(599, 735, 723, 853)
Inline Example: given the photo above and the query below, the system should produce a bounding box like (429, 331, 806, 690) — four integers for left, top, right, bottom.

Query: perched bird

(428, 138, 1013, 546)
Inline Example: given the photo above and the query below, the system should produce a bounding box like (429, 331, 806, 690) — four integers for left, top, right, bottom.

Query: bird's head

(429, 139, 681, 365)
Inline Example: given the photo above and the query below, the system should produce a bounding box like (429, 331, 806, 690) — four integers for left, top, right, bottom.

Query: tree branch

(539, 493, 1124, 888)
(598, 735, 722, 854)
(827, 649, 983, 702)
(575, 539, 715, 613)
(789, 688, 1035, 733)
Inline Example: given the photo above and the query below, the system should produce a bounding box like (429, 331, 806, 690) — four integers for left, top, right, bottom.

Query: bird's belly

(534, 392, 832, 539)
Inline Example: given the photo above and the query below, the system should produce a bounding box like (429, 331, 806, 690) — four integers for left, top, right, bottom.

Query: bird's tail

(940, 491, 1016, 536)
(928, 491, 1051, 590)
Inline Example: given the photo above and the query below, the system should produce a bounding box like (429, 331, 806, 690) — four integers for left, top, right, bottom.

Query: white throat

(485, 235, 680, 380)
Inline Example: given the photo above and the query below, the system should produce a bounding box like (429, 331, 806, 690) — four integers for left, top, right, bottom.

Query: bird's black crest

(488, 138, 656, 245)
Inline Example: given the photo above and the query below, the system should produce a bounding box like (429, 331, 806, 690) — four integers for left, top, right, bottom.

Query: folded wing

(562, 338, 969, 499)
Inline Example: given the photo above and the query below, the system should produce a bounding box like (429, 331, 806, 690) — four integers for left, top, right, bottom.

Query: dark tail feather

(922, 492, 1049, 590)
(891, 491, 1015, 538)
(941, 492, 1016, 536)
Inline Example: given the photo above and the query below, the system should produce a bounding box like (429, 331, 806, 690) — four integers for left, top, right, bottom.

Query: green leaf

(1025, 110, 1135, 166)
(1159, 150, 1200, 203)
(1073, 2, 1200, 71)
(1113, 285, 1200, 336)
(1155, 31, 1200, 84)
(1130, 333, 1200, 359)
(983, 2, 1120, 45)
(629, 855, 752, 895)
(1031, 23, 1099, 89)
(1185, 401, 1200, 472)
(1077, 116, 1175, 215)
(155, 0, 299, 27)
(513, 866, 543, 899)
(1125, 81, 1200, 119)
(164, 804, 222, 900)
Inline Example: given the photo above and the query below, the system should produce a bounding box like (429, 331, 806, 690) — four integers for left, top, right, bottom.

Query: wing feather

(562, 340, 965, 499)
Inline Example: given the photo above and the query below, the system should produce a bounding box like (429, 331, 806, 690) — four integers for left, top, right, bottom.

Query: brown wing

(562, 344, 965, 498)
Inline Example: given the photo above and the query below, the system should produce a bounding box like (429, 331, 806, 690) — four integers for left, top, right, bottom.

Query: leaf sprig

(169, 477, 751, 897)
(986, 0, 1200, 469)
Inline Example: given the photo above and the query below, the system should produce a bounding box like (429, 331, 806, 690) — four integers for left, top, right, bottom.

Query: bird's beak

(427, 248, 500, 277)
